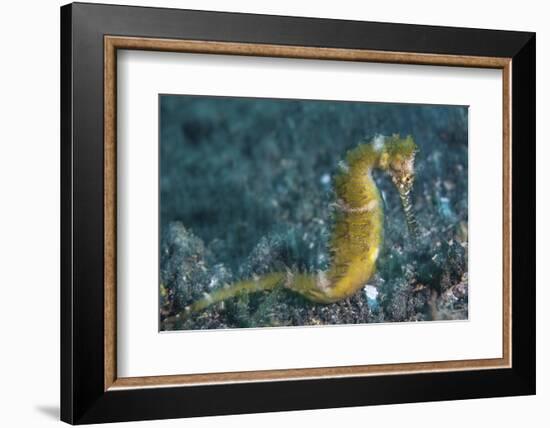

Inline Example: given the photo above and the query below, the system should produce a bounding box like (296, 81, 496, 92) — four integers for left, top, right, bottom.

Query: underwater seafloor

(159, 95, 469, 331)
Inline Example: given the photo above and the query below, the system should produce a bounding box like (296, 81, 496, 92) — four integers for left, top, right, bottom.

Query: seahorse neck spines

(382, 134, 417, 159)
(343, 141, 379, 173)
(341, 134, 417, 174)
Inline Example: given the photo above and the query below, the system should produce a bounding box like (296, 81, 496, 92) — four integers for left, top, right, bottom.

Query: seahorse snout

(395, 175, 419, 239)
(390, 154, 419, 239)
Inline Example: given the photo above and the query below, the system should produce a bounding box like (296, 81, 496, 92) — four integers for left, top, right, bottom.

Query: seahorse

(178, 134, 418, 317)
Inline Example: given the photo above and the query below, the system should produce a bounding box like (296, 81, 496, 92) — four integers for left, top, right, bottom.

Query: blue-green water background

(160, 95, 468, 330)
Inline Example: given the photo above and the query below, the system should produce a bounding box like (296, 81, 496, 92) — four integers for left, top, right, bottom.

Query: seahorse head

(385, 135, 417, 196)
(376, 134, 419, 238)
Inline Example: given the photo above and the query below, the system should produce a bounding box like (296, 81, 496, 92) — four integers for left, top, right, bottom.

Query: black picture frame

(61, 2, 535, 424)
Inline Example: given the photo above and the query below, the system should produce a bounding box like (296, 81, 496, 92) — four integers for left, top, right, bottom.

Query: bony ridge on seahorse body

(180, 134, 418, 316)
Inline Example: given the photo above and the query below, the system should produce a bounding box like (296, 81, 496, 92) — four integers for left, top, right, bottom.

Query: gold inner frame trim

(104, 35, 512, 391)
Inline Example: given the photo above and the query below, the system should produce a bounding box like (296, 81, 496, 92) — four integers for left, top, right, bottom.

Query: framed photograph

(60, 2, 535, 424)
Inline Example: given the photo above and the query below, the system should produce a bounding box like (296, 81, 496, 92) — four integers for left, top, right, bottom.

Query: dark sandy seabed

(159, 96, 469, 331)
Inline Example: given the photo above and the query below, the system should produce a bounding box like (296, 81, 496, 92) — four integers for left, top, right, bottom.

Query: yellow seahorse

(179, 134, 418, 316)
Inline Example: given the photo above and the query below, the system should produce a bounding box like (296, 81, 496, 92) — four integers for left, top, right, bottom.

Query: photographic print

(159, 95, 468, 331)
